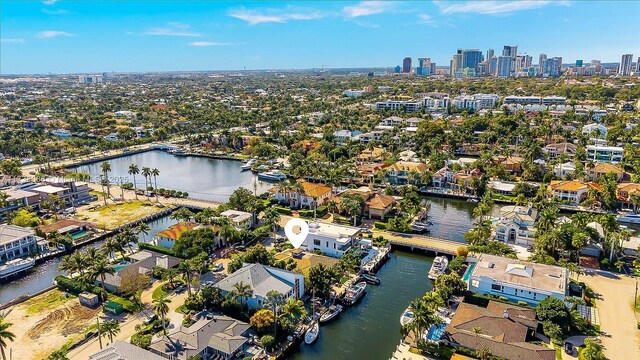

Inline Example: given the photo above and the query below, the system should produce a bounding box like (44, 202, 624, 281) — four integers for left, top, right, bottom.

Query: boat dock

(373, 230, 460, 256)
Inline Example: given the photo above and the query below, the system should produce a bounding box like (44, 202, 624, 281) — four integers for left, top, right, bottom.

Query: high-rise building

(488, 56, 498, 75)
(497, 56, 512, 78)
(619, 54, 633, 76)
(402, 57, 412, 73)
(542, 57, 562, 77)
(486, 49, 494, 61)
(636, 57, 640, 72)
(538, 53, 547, 72)
(430, 62, 437, 75)
(524, 55, 532, 68)
(451, 54, 462, 75)
(502, 45, 518, 59)
(417, 58, 431, 75)
(394, 65, 401, 73)
(462, 49, 483, 72)
(576, 60, 583, 67)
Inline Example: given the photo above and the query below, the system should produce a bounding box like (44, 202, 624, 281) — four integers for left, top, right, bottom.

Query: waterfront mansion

(303, 221, 362, 258)
(493, 205, 537, 247)
(465, 254, 568, 305)
(0, 224, 41, 261)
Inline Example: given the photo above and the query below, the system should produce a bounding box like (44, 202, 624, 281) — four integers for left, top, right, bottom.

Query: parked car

(564, 342, 574, 355)
(174, 284, 186, 294)
(144, 314, 159, 324)
(212, 262, 224, 272)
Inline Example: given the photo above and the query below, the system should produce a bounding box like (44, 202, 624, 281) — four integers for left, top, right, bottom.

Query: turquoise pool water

(462, 262, 476, 282)
(425, 323, 446, 342)
(70, 230, 89, 240)
(114, 265, 127, 272)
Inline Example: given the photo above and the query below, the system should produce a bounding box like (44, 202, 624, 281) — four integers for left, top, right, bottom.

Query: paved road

(579, 270, 640, 360)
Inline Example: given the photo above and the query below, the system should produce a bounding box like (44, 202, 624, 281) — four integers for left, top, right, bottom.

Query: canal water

(0, 215, 179, 305)
(290, 250, 434, 360)
(73, 150, 273, 203)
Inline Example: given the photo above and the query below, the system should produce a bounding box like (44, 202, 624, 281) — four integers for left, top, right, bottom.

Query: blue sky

(1, 1, 639, 74)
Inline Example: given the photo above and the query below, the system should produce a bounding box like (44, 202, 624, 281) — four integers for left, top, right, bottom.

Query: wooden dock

(373, 230, 461, 256)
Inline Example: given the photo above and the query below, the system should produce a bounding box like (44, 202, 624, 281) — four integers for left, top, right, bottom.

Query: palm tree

(265, 290, 284, 338)
(401, 297, 441, 346)
(91, 258, 115, 299)
(263, 207, 281, 233)
(100, 177, 109, 206)
(102, 236, 122, 260)
(100, 161, 112, 198)
(0, 318, 15, 360)
(100, 319, 121, 343)
(151, 168, 160, 202)
(136, 222, 151, 242)
(153, 295, 172, 335)
(163, 268, 180, 289)
(59, 251, 89, 278)
(141, 167, 151, 200)
(179, 261, 195, 296)
(232, 281, 253, 307)
(280, 298, 306, 321)
(128, 164, 140, 200)
(119, 226, 138, 255)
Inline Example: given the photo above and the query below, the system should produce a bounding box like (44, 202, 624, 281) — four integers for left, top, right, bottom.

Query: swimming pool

(70, 230, 89, 240)
(462, 262, 476, 282)
(425, 323, 446, 342)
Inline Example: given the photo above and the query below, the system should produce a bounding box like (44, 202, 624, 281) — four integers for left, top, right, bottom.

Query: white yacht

(400, 306, 414, 326)
(257, 170, 287, 182)
(0, 258, 35, 279)
(428, 256, 449, 280)
(241, 158, 257, 171)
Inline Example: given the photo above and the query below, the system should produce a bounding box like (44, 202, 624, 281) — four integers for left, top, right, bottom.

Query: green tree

(0, 318, 15, 360)
(580, 338, 606, 360)
(232, 281, 253, 307)
(153, 295, 171, 335)
(128, 163, 140, 199)
(100, 319, 121, 343)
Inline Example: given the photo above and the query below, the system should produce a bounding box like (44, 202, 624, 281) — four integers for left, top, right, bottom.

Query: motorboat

(319, 304, 343, 323)
(428, 256, 449, 280)
(257, 170, 287, 182)
(400, 306, 414, 326)
(467, 198, 479, 203)
(359, 273, 381, 285)
(241, 158, 257, 171)
(304, 321, 319, 344)
(343, 281, 367, 305)
(617, 211, 640, 224)
(0, 258, 35, 279)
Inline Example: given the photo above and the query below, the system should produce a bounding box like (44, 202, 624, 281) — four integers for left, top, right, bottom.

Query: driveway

(578, 269, 640, 360)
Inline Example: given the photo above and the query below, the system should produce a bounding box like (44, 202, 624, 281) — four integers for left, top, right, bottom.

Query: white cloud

(417, 14, 436, 26)
(37, 30, 74, 39)
(42, 8, 68, 15)
(189, 41, 228, 47)
(435, 1, 568, 15)
(0, 38, 25, 43)
(229, 8, 323, 25)
(42, 0, 58, 5)
(144, 23, 201, 37)
(355, 21, 380, 28)
(342, 1, 395, 18)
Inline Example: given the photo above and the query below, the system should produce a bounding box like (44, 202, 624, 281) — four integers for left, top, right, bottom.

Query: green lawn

(152, 284, 170, 300)
(24, 290, 75, 315)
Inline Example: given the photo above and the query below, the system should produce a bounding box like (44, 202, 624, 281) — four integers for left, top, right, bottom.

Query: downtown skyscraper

(619, 54, 633, 76)
(402, 57, 412, 73)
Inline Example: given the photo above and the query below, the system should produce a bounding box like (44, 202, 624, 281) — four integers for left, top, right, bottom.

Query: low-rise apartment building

(303, 221, 361, 258)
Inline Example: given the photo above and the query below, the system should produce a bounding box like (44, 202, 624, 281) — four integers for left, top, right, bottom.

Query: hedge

(374, 222, 387, 230)
(138, 243, 183, 258)
(273, 206, 292, 215)
(54, 275, 137, 312)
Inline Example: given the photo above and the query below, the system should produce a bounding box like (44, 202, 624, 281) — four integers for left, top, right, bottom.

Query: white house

(586, 145, 624, 163)
(303, 221, 361, 258)
(343, 89, 366, 98)
(582, 123, 608, 138)
(333, 130, 362, 144)
(465, 254, 568, 305)
(104, 133, 119, 142)
(0, 224, 40, 261)
(52, 129, 72, 138)
(494, 206, 537, 246)
(553, 161, 576, 178)
(215, 263, 304, 309)
(220, 210, 254, 230)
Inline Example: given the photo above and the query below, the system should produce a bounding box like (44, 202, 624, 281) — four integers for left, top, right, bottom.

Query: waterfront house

(582, 123, 608, 138)
(148, 315, 252, 360)
(37, 218, 95, 242)
(303, 221, 361, 258)
(616, 183, 640, 211)
(465, 254, 568, 305)
(272, 179, 332, 210)
(215, 263, 304, 309)
(386, 161, 429, 185)
(0, 188, 41, 217)
(354, 147, 387, 163)
(356, 163, 388, 181)
(155, 222, 199, 249)
(90, 340, 165, 360)
(100, 250, 180, 292)
(586, 162, 625, 182)
(493, 156, 524, 174)
(220, 209, 254, 230)
(338, 187, 396, 220)
(273, 249, 339, 275)
(0, 224, 40, 261)
(547, 180, 600, 205)
(442, 301, 555, 360)
(493, 206, 537, 246)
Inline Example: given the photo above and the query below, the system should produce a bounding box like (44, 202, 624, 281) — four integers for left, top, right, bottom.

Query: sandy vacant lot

(4, 290, 102, 360)
(77, 200, 168, 230)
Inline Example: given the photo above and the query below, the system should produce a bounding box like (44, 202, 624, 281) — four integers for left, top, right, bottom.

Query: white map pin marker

(284, 218, 309, 249)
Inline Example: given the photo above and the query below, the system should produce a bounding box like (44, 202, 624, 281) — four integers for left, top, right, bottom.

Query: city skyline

(1, 0, 640, 74)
